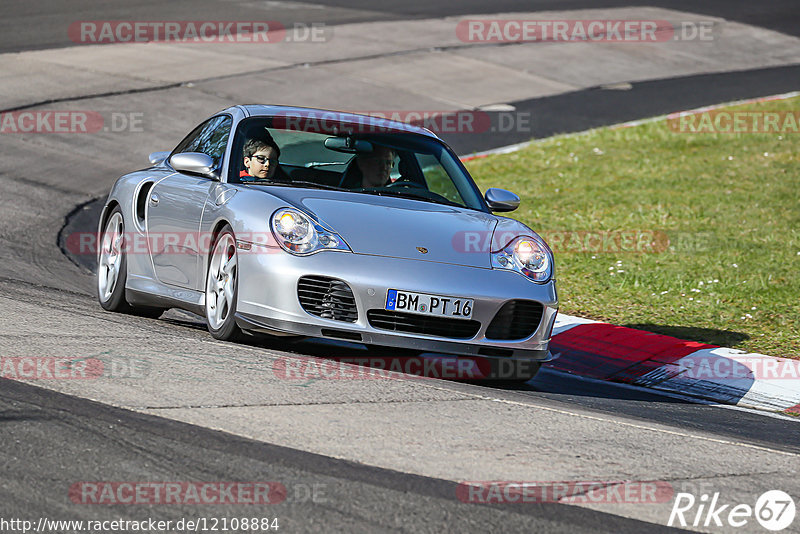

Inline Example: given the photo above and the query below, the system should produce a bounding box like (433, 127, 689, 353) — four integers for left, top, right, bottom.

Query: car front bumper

(235, 245, 558, 361)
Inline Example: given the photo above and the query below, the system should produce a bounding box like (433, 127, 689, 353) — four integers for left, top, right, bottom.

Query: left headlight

(270, 208, 350, 255)
(491, 236, 553, 283)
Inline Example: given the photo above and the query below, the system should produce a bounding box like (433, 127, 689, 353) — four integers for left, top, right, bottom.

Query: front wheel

(205, 225, 243, 341)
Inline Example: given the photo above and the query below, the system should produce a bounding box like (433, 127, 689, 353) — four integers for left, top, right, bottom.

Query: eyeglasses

(250, 155, 277, 164)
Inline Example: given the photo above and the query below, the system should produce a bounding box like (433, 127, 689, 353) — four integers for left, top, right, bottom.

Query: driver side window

(173, 115, 232, 170)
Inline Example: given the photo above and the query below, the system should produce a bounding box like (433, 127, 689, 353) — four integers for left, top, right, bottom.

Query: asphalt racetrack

(1, 1, 799, 532)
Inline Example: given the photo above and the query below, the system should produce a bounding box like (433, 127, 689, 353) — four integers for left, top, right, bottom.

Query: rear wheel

(97, 206, 165, 318)
(205, 225, 243, 341)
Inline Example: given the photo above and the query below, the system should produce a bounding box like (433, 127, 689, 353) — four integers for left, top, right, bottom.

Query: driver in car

(354, 146, 396, 188)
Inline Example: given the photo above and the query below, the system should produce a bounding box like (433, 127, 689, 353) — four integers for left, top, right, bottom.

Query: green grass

(465, 97, 800, 358)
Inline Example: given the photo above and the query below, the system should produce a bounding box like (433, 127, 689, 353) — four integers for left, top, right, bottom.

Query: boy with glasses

(241, 137, 287, 181)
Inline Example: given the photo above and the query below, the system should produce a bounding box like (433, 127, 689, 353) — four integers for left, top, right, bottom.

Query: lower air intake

(367, 310, 480, 339)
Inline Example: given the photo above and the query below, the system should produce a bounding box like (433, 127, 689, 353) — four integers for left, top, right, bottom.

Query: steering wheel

(384, 179, 422, 189)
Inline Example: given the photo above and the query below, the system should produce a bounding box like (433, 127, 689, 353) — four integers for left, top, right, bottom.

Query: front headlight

(491, 236, 553, 283)
(270, 208, 350, 255)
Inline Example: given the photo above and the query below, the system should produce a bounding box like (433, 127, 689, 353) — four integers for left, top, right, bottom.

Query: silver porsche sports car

(97, 105, 558, 375)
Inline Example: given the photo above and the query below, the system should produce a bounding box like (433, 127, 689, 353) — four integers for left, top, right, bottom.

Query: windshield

(229, 118, 487, 211)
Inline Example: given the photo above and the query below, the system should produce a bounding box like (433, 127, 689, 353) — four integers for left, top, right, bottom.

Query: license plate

(385, 289, 474, 319)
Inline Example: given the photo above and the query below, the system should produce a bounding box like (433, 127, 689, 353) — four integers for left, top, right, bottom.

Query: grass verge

(465, 96, 800, 358)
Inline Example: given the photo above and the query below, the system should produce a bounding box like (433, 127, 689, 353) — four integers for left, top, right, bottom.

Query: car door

(147, 115, 232, 290)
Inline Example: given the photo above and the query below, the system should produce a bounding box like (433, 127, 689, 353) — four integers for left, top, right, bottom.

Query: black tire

(129, 306, 165, 319)
(97, 206, 166, 319)
(205, 225, 244, 341)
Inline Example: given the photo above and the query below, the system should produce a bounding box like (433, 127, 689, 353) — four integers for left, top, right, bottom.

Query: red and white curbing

(549, 314, 800, 414)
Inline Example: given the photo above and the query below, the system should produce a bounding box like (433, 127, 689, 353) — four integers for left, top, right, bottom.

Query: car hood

(267, 188, 498, 268)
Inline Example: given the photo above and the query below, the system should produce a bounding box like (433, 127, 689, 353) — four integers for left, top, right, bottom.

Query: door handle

(149, 193, 159, 206)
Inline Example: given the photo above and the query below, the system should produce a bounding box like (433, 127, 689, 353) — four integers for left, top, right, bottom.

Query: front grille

(297, 276, 358, 322)
(485, 300, 544, 340)
(367, 310, 480, 339)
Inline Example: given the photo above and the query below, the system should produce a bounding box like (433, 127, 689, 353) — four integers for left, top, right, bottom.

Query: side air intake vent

(485, 300, 544, 340)
(297, 276, 358, 322)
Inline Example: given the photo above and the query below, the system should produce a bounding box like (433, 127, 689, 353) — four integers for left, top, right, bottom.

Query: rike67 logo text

(669, 490, 795, 531)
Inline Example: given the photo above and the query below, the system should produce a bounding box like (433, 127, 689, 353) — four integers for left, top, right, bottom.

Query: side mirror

(484, 188, 520, 212)
(170, 152, 218, 179)
(148, 151, 170, 165)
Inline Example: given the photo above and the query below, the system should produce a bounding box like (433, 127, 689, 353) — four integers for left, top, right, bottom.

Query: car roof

(229, 104, 442, 139)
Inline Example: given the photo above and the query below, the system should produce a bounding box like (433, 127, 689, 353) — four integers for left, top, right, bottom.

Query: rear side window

(172, 115, 232, 169)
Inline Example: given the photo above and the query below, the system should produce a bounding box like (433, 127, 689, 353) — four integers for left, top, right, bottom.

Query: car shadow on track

(157, 314, 699, 405)
(292, 339, 704, 405)
(624, 323, 750, 348)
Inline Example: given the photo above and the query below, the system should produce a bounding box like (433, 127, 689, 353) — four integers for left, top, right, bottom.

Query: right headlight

(270, 208, 350, 255)
(491, 236, 553, 283)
